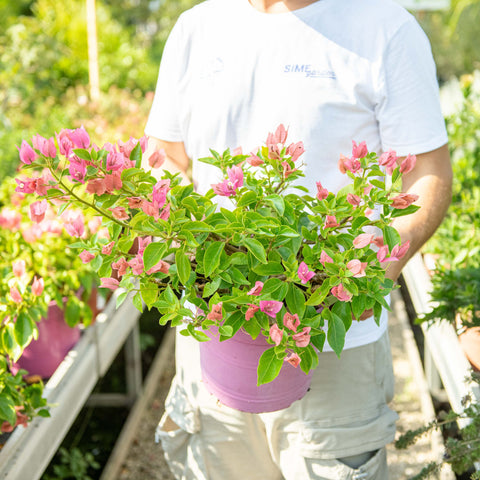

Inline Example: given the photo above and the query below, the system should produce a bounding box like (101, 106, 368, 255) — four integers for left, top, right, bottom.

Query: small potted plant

(0, 175, 100, 380)
(15, 125, 419, 413)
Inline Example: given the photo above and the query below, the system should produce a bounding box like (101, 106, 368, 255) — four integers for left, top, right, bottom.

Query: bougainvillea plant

(16, 125, 419, 385)
(0, 175, 99, 428)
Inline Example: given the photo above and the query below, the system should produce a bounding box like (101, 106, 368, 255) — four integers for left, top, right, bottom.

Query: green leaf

(243, 317, 262, 339)
(175, 250, 192, 285)
(286, 284, 306, 319)
(352, 216, 371, 231)
(141, 282, 159, 307)
(327, 312, 346, 358)
(265, 194, 285, 215)
(14, 312, 35, 349)
(257, 347, 283, 385)
(132, 291, 144, 313)
(203, 277, 222, 298)
(229, 268, 250, 286)
(90, 254, 103, 272)
(351, 295, 367, 320)
(181, 221, 212, 232)
(305, 282, 330, 306)
(65, 297, 81, 327)
(390, 204, 421, 218)
(300, 344, 319, 374)
(116, 291, 129, 309)
(130, 141, 142, 168)
(186, 324, 210, 342)
(1, 325, 22, 362)
(219, 311, 245, 340)
(310, 331, 326, 352)
(369, 179, 385, 189)
(204, 242, 225, 277)
(0, 395, 17, 426)
(383, 225, 401, 250)
(143, 242, 167, 272)
(237, 190, 258, 207)
(277, 226, 300, 238)
(73, 148, 91, 161)
(252, 262, 284, 276)
(244, 238, 267, 264)
(373, 302, 383, 325)
(332, 301, 352, 331)
(218, 325, 234, 338)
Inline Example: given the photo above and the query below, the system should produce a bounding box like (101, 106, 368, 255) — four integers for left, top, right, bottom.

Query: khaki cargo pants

(156, 330, 398, 480)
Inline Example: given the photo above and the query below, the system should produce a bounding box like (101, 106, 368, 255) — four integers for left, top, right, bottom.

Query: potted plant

(15, 125, 418, 413)
(0, 175, 100, 380)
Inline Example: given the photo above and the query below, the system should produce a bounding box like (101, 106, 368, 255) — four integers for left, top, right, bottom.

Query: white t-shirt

(145, 0, 447, 351)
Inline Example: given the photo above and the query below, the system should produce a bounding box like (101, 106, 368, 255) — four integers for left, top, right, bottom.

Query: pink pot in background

(11, 301, 81, 379)
(199, 328, 312, 413)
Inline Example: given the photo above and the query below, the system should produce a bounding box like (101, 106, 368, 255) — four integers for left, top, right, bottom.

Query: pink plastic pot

(199, 328, 312, 413)
(11, 301, 81, 379)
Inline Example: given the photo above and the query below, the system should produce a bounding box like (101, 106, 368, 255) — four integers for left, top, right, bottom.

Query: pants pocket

(301, 447, 387, 480)
(155, 412, 194, 480)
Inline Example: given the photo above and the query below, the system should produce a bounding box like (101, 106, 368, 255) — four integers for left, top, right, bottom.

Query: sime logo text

(284, 64, 336, 79)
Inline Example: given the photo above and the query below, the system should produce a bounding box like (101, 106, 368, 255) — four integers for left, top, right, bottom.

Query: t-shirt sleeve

(144, 17, 186, 142)
(375, 18, 448, 156)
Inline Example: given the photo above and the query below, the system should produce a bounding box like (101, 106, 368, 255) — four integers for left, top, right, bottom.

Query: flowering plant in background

(16, 125, 419, 385)
(0, 176, 99, 428)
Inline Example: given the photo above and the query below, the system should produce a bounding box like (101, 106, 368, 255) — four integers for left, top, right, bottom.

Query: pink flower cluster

(99, 236, 171, 290)
(338, 141, 417, 177)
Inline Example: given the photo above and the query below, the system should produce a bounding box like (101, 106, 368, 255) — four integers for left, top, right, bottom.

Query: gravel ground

(115, 291, 442, 480)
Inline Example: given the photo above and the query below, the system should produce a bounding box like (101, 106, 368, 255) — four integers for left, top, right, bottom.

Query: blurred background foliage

(0, 0, 201, 182)
(417, 0, 480, 82)
(0, 0, 479, 183)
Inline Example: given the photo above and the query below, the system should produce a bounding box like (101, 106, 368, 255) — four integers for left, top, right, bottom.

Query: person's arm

(142, 136, 191, 184)
(385, 143, 453, 282)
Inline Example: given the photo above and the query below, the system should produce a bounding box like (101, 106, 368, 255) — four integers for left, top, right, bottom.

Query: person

(142, 0, 453, 478)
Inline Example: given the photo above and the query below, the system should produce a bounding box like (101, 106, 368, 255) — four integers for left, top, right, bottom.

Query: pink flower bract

(245, 304, 259, 321)
(17, 140, 37, 165)
(391, 193, 419, 209)
(269, 323, 284, 346)
(10, 286, 22, 303)
(260, 300, 283, 319)
(212, 166, 244, 197)
(324, 215, 339, 229)
(292, 326, 311, 347)
(298, 261, 315, 284)
(148, 149, 166, 169)
(207, 302, 223, 321)
(100, 277, 120, 290)
(316, 181, 329, 201)
(109, 206, 129, 221)
(320, 250, 334, 267)
(12, 260, 26, 278)
(399, 154, 416, 174)
(346, 259, 367, 277)
(79, 250, 95, 264)
(285, 352, 301, 368)
(351, 140, 368, 159)
(247, 281, 264, 296)
(331, 283, 352, 302)
(353, 233, 375, 249)
(287, 141, 305, 162)
(283, 312, 300, 332)
(29, 200, 48, 223)
(31, 276, 44, 296)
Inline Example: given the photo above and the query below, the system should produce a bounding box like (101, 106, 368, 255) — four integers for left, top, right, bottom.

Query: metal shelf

(0, 290, 142, 480)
